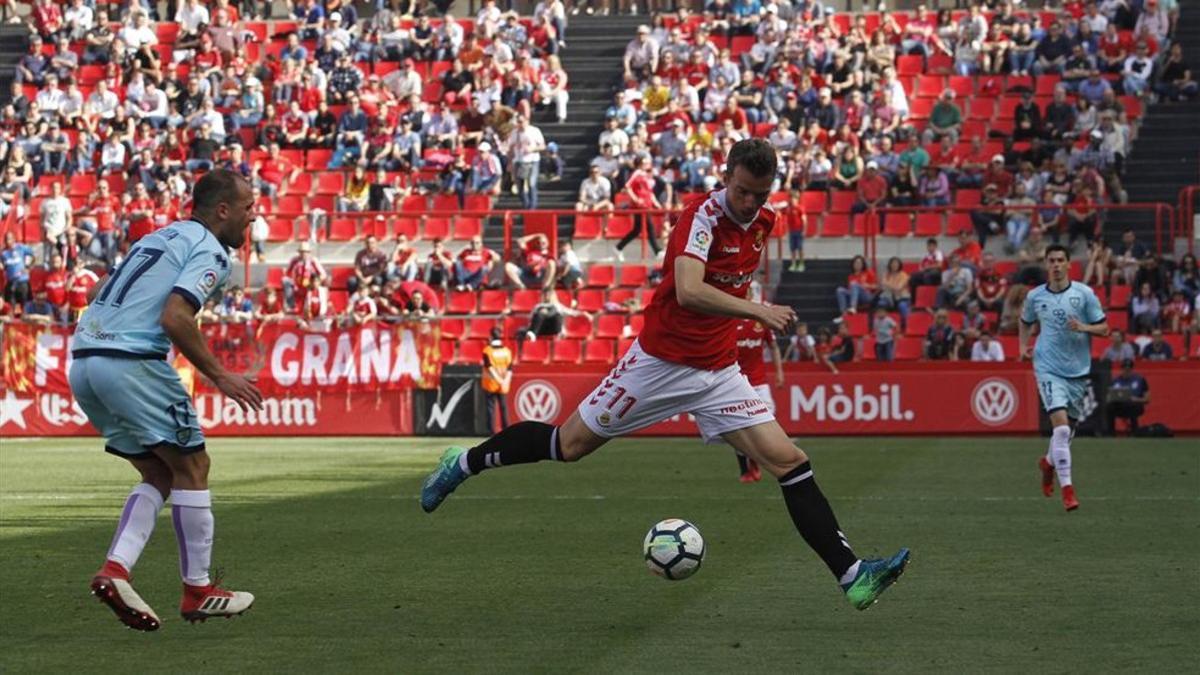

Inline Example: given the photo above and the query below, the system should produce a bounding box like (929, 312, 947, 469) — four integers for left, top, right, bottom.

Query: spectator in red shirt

(283, 241, 328, 312)
(912, 237, 947, 288)
(1066, 183, 1100, 247)
(32, 0, 65, 40)
(615, 156, 663, 260)
(951, 231, 984, 271)
(835, 254, 878, 315)
(850, 160, 890, 231)
(980, 154, 1014, 196)
(974, 252, 1010, 313)
(504, 233, 557, 290)
(42, 252, 68, 313)
(123, 182, 157, 244)
(455, 236, 500, 291)
(714, 98, 749, 135)
(252, 142, 301, 197)
(773, 187, 807, 272)
(424, 238, 455, 290)
(65, 257, 99, 322)
(388, 234, 419, 282)
(79, 180, 121, 265)
(255, 287, 287, 324)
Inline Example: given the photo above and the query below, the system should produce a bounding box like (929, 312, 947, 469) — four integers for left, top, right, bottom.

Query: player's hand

(1067, 318, 1085, 332)
(775, 370, 785, 387)
(756, 303, 797, 333)
(1019, 344, 1033, 361)
(215, 373, 264, 412)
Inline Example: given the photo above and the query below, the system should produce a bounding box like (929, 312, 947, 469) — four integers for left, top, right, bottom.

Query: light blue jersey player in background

(1019, 244, 1109, 512)
(72, 170, 264, 631)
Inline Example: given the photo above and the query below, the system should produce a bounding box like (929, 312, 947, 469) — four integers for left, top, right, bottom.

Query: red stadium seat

(584, 339, 616, 363)
(327, 218, 358, 241)
(607, 289, 635, 305)
(896, 55, 923, 75)
(452, 217, 482, 240)
(914, 287, 939, 310)
(1108, 312, 1129, 333)
(596, 314, 626, 339)
(955, 189, 983, 207)
(802, 191, 828, 213)
(830, 191, 857, 213)
(618, 264, 648, 287)
(946, 213, 973, 235)
(1109, 285, 1131, 309)
(605, 213, 633, 239)
(468, 318, 498, 339)
(895, 337, 925, 360)
(455, 339, 485, 364)
(447, 291, 477, 314)
(968, 98, 996, 120)
(882, 213, 911, 236)
(820, 214, 850, 237)
(843, 312, 869, 336)
(423, 217, 450, 240)
(915, 74, 945, 98)
(266, 267, 284, 288)
(478, 290, 509, 314)
(851, 212, 880, 236)
(914, 212, 944, 236)
(314, 172, 345, 195)
(552, 339, 582, 364)
(503, 315, 527, 339)
(328, 267, 356, 290)
(401, 194, 429, 213)
(268, 218, 294, 242)
(439, 318, 466, 339)
(1035, 75, 1062, 96)
(574, 213, 603, 239)
(510, 289, 541, 313)
(394, 217, 420, 239)
(464, 194, 493, 211)
(431, 194, 459, 212)
(563, 315, 593, 339)
(519, 339, 550, 364)
(947, 76, 975, 98)
(586, 264, 616, 288)
(576, 289, 605, 312)
(907, 98, 934, 120)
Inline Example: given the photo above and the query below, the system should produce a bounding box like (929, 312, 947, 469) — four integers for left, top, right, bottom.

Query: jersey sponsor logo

(515, 379, 561, 422)
(971, 377, 1019, 426)
(428, 380, 474, 430)
(721, 246, 741, 253)
(718, 398, 769, 416)
(789, 384, 915, 422)
(707, 271, 753, 287)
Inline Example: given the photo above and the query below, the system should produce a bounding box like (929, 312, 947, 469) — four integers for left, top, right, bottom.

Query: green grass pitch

(1, 436, 1197, 673)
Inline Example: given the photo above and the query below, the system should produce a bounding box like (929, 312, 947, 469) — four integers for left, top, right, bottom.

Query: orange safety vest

(481, 344, 513, 394)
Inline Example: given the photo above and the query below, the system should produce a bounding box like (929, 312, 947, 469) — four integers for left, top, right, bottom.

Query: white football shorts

(577, 340, 776, 443)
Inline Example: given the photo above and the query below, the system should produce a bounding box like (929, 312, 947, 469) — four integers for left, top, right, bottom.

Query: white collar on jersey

(716, 188, 758, 231)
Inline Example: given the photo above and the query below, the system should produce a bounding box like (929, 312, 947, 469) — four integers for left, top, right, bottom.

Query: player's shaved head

(191, 169, 254, 250)
(193, 169, 250, 212)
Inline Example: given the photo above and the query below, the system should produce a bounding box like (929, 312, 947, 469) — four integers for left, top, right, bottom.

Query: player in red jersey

(730, 311, 784, 483)
(421, 140, 910, 610)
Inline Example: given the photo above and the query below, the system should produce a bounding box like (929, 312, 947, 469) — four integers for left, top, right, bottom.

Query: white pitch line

(0, 494, 1196, 503)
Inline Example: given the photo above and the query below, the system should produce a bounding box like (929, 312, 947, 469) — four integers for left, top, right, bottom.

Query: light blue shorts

(69, 355, 205, 458)
(1035, 371, 1089, 421)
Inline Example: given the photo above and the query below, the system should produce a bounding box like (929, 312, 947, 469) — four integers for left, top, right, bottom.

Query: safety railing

(1178, 186, 1199, 256)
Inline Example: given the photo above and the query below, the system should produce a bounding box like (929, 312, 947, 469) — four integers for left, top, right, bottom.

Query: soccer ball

(643, 519, 705, 581)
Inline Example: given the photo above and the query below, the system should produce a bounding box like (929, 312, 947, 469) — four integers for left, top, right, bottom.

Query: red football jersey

(735, 318, 775, 386)
(640, 190, 775, 370)
(67, 269, 99, 310)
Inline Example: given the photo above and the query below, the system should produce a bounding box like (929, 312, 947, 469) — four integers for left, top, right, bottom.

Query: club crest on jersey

(1069, 296, 1082, 309)
(596, 412, 612, 427)
(693, 229, 711, 250)
(199, 270, 219, 293)
(753, 229, 765, 251)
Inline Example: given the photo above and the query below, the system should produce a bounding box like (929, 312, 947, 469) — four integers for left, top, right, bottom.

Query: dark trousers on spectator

(527, 309, 563, 338)
(486, 392, 509, 434)
(1106, 402, 1144, 435)
(874, 340, 895, 362)
(3, 280, 30, 307)
(615, 213, 661, 255)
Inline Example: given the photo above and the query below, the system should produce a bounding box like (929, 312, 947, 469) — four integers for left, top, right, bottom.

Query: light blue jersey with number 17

(1020, 281, 1106, 379)
(73, 220, 230, 359)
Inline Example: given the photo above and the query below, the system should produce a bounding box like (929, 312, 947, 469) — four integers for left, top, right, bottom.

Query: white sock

(106, 483, 165, 571)
(170, 489, 214, 586)
(839, 560, 862, 586)
(458, 452, 473, 475)
(1050, 425, 1073, 488)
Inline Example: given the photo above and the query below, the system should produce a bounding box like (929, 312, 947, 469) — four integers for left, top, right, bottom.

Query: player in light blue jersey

(72, 170, 264, 631)
(1019, 245, 1108, 512)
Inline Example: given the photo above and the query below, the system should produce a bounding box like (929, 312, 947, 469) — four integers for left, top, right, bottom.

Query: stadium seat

(947, 76, 975, 98)
(584, 339, 616, 364)
(563, 315, 594, 339)
(329, 267, 355, 290)
(464, 194, 493, 212)
(423, 217, 450, 240)
(574, 213, 603, 239)
(68, 174, 96, 196)
(455, 339, 485, 364)
(843, 313, 869, 336)
(439, 318, 466, 339)
(586, 264, 616, 288)
(452, 217, 482, 240)
(820, 214, 850, 237)
(830, 191, 857, 213)
(308, 194, 335, 212)
(552, 339, 582, 364)
(914, 286, 938, 310)
(968, 98, 996, 120)
(915, 74, 945, 98)
(927, 52, 953, 74)
(895, 337, 924, 360)
(327, 218, 358, 241)
(510, 289, 541, 313)
(955, 189, 983, 208)
(605, 213, 634, 239)
(394, 217, 420, 239)
(576, 289, 605, 313)
(617, 337, 636, 358)
(305, 149, 333, 171)
(519, 339, 550, 364)
(1109, 285, 1131, 309)
(607, 289, 635, 305)
(896, 55, 923, 75)
(503, 315, 527, 340)
(1108, 312, 1129, 333)
(1006, 74, 1034, 92)
(907, 98, 934, 120)
(618, 265, 648, 287)
(802, 191, 828, 213)
(447, 291, 477, 314)
(882, 213, 911, 236)
(946, 213, 973, 236)
(596, 314, 626, 339)
(431, 194, 459, 212)
(277, 195, 305, 215)
(1035, 76, 1062, 96)
(266, 267, 284, 289)
(268, 218, 294, 242)
(314, 172, 345, 195)
(468, 318, 498, 339)
(478, 290, 508, 314)
(628, 313, 645, 335)
(401, 194, 429, 213)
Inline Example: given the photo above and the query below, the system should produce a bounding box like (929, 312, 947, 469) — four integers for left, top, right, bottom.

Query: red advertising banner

(506, 362, 1200, 436)
(1, 322, 441, 397)
(0, 389, 413, 437)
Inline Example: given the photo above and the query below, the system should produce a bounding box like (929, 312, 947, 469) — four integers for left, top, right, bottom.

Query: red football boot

(1062, 485, 1079, 512)
(739, 458, 762, 483)
(90, 560, 161, 632)
(1038, 457, 1054, 498)
(180, 581, 255, 623)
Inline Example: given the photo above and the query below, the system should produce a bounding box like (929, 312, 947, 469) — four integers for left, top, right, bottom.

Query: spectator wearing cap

(283, 241, 328, 312)
(624, 24, 659, 82)
(470, 142, 504, 196)
(1136, 0, 1171, 46)
(923, 89, 963, 146)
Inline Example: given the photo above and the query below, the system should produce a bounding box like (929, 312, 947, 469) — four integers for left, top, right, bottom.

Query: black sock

(778, 461, 858, 580)
(466, 421, 561, 474)
(735, 452, 751, 475)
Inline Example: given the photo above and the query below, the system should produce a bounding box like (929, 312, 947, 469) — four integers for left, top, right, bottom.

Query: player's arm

(675, 256, 795, 331)
(86, 274, 109, 303)
(769, 337, 784, 386)
(161, 293, 263, 412)
(1018, 317, 1037, 360)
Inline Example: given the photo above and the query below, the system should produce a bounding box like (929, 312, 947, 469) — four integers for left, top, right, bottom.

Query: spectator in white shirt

(970, 331, 1006, 362)
(1134, 0, 1170, 45)
(85, 79, 119, 120)
(507, 115, 546, 210)
(175, 0, 210, 37)
(576, 165, 613, 212)
(99, 136, 126, 173)
(35, 74, 67, 120)
(624, 25, 659, 82)
(64, 0, 95, 41)
(1122, 42, 1155, 96)
(120, 12, 158, 51)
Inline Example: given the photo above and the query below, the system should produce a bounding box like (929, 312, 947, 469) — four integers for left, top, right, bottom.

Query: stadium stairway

(772, 259, 850, 328)
(1109, 13, 1200, 256)
(0, 25, 27, 95)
